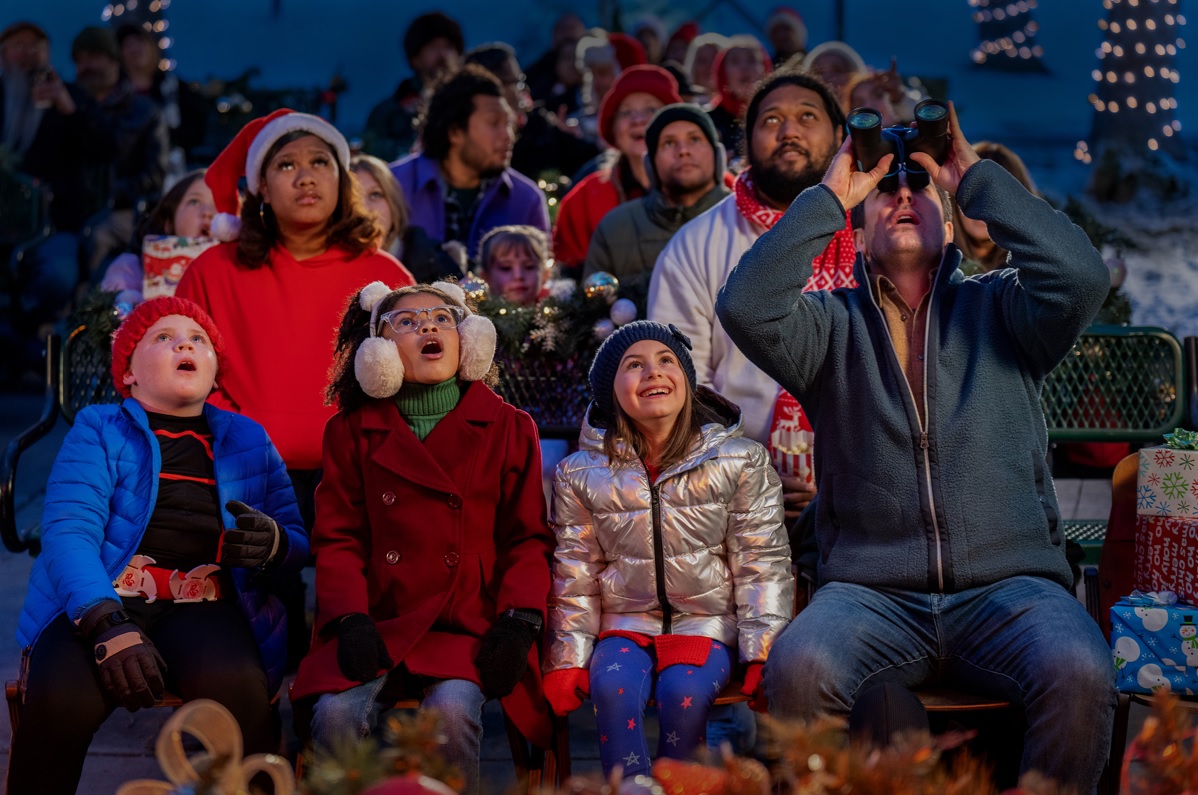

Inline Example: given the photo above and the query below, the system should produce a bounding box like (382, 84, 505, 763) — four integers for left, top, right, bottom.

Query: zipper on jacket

(648, 478, 674, 635)
(865, 265, 946, 592)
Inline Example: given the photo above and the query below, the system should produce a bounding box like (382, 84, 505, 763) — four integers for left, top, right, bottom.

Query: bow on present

(1126, 589, 1180, 607)
(116, 699, 294, 795)
(1163, 428, 1198, 450)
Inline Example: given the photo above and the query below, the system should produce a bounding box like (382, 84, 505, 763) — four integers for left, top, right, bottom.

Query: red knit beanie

(598, 64, 682, 147)
(111, 296, 226, 398)
(608, 32, 648, 69)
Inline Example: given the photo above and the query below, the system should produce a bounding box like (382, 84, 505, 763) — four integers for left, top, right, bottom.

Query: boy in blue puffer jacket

(8, 296, 308, 795)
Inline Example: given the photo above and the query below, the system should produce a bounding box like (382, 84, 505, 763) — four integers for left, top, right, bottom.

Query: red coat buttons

(444, 552, 460, 567)
(385, 550, 401, 564)
(382, 492, 396, 506)
(447, 494, 463, 509)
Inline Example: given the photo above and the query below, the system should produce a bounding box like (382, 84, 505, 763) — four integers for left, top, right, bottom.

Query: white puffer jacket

(545, 390, 793, 672)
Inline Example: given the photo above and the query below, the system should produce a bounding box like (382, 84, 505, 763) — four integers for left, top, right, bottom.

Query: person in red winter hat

(8, 296, 308, 794)
(708, 36, 773, 163)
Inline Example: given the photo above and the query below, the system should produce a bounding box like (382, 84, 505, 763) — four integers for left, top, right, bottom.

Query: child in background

(8, 296, 308, 795)
(476, 225, 552, 306)
(291, 280, 554, 795)
(100, 170, 217, 306)
(544, 321, 793, 778)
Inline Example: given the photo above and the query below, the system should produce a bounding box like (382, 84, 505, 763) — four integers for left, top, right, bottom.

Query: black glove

(337, 613, 394, 683)
(220, 499, 284, 568)
(78, 600, 166, 712)
(474, 614, 539, 699)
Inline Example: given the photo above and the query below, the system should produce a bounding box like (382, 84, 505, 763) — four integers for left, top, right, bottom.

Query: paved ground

(0, 385, 1140, 793)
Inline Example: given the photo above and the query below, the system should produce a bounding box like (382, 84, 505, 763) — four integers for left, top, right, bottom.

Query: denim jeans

(311, 677, 486, 795)
(764, 576, 1116, 794)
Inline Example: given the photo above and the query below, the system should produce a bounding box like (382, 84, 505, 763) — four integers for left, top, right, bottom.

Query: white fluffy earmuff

(429, 280, 496, 382)
(352, 281, 405, 398)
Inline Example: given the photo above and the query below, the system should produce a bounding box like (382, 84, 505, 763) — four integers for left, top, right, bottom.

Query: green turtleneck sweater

(394, 378, 462, 441)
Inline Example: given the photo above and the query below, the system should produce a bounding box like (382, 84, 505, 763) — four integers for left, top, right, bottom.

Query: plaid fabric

(442, 182, 488, 246)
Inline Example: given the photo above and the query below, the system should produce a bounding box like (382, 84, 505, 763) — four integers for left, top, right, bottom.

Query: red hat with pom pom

(205, 108, 351, 242)
(111, 296, 226, 399)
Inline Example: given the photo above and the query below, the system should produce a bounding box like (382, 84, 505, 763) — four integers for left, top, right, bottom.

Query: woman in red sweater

(177, 109, 413, 501)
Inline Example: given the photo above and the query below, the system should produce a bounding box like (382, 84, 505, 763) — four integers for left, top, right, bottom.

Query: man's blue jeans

(764, 575, 1116, 794)
(311, 676, 486, 795)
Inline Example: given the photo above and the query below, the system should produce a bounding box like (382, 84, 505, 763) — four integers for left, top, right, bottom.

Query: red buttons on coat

(382, 492, 396, 505)
(447, 494, 462, 509)
(444, 552, 460, 567)
(385, 550, 401, 564)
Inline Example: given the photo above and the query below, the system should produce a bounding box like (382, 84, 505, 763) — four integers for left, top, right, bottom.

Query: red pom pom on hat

(111, 296, 226, 398)
(204, 107, 351, 242)
(598, 64, 681, 147)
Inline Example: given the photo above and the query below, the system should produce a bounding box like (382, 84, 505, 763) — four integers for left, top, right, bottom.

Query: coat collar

(852, 243, 963, 295)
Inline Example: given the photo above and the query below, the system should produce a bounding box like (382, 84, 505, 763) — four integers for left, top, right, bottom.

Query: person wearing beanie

(8, 296, 308, 794)
(175, 108, 412, 481)
(707, 35, 773, 161)
(391, 64, 550, 264)
(766, 6, 808, 65)
(683, 32, 730, 106)
(569, 29, 621, 145)
(665, 21, 700, 64)
(584, 103, 729, 295)
(293, 282, 554, 795)
(545, 319, 792, 779)
(362, 11, 464, 161)
(72, 24, 170, 277)
(553, 64, 681, 276)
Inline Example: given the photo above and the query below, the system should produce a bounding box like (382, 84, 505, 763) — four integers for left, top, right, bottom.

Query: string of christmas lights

(100, 0, 175, 72)
(969, 0, 1047, 70)
(1079, 0, 1185, 162)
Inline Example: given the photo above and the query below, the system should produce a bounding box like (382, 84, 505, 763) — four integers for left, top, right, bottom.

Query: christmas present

(1135, 514, 1198, 603)
(1110, 592, 1198, 696)
(1136, 429, 1198, 519)
(767, 389, 814, 482)
(142, 235, 218, 300)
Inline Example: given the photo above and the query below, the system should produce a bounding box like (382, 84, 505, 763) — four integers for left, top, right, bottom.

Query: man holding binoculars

(717, 101, 1115, 791)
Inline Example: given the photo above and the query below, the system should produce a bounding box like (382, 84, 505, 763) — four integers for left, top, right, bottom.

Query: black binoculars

(846, 99, 949, 193)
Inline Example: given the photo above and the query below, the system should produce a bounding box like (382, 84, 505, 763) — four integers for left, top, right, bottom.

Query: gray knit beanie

(589, 321, 697, 421)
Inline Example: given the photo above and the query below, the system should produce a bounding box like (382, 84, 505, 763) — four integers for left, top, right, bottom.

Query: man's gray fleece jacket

(715, 160, 1109, 593)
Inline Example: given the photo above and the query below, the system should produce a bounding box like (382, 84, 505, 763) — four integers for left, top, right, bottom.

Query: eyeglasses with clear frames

(378, 305, 466, 335)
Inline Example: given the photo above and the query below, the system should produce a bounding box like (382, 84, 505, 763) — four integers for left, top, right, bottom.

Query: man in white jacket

(648, 67, 854, 520)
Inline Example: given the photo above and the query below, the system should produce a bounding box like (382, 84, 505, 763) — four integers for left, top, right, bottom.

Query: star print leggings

(589, 635, 734, 777)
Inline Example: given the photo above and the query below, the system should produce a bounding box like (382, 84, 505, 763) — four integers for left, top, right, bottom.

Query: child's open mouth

(639, 386, 671, 398)
(176, 360, 196, 372)
(420, 338, 443, 358)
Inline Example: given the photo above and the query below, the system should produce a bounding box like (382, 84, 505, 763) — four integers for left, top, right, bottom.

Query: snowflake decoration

(1181, 454, 1196, 471)
(1139, 485, 1158, 510)
(1156, 449, 1177, 468)
(1158, 501, 1173, 516)
(1142, 456, 1153, 477)
(1163, 472, 1189, 500)
(1149, 472, 1162, 487)
(1148, 636, 1160, 647)
(1177, 499, 1193, 516)
(528, 325, 561, 352)
(1191, 479, 1198, 500)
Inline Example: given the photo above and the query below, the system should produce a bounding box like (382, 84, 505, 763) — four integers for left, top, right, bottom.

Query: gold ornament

(583, 271, 619, 305)
(458, 274, 491, 304)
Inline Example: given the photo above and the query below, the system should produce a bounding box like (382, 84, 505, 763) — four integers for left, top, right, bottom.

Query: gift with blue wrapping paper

(1111, 591, 1198, 695)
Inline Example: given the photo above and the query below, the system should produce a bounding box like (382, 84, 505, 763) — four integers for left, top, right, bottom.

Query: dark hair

(419, 64, 505, 163)
(114, 23, 155, 47)
(137, 169, 206, 242)
(602, 377, 700, 471)
(464, 42, 519, 78)
(236, 130, 380, 268)
(741, 66, 846, 162)
(403, 12, 464, 65)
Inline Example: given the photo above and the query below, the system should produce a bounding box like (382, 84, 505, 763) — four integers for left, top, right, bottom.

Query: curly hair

(419, 64, 505, 163)
(326, 282, 498, 414)
(235, 130, 380, 269)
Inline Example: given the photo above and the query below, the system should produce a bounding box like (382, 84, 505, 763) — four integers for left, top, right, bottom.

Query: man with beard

(391, 65, 549, 265)
(584, 104, 729, 297)
(648, 68, 853, 520)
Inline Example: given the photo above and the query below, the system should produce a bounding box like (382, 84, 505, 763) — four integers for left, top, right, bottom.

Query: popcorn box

(767, 390, 813, 483)
(1110, 595, 1198, 695)
(142, 235, 218, 300)
(1137, 444, 1198, 519)
(1135, 515, 1198, 604)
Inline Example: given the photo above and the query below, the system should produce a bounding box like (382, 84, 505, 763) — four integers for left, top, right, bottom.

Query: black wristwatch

(504, 608, 543, 634)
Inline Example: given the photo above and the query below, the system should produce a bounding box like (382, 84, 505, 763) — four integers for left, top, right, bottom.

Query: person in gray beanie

(583, 103, 729, 299)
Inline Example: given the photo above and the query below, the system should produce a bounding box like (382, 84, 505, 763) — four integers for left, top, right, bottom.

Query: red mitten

(543, 667, 589, 716)
(741, 662, 767, 713)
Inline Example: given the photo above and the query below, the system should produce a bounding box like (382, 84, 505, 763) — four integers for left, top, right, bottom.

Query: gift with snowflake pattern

(1110, 594, 1198, 696)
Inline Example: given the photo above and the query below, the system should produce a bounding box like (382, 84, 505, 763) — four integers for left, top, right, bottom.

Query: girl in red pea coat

(290, 280, 554, 794)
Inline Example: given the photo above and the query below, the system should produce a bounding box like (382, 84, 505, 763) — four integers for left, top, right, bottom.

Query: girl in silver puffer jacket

(544, 321, 793, 778)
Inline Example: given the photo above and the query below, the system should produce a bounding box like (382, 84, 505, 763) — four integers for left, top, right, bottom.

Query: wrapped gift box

(142, 235, 217, 300)
(1110, 594, 1198, 695)
(1135, 515, 1198, 603)
(1137, 444, 1198, 519)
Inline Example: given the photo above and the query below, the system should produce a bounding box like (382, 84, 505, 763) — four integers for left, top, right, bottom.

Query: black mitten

(337, 613, 394, 683)
(220, 499, 285, 568)
(474, 615, 538, 699)
(78, 600, 167, 712)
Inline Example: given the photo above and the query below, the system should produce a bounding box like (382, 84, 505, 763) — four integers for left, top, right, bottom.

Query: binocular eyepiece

(846, 99, 949, 193)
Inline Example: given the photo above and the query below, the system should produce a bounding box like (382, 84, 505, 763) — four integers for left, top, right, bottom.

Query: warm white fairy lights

(1079, 0, 1185, 161)
(969, 0, 1046, 64)
(101, 0, 175, 71)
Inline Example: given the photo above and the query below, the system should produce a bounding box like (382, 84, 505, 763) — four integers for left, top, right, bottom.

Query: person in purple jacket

(390, 64, 549, 266)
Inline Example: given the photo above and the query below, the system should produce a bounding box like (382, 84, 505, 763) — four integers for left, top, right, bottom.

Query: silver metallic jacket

(545, 394, 794, 672)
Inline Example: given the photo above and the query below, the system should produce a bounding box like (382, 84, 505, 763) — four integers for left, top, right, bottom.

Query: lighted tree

(101, 0, 176, 73)
(1078, 0, 1185, 164)
(969, 0, 1048, 72)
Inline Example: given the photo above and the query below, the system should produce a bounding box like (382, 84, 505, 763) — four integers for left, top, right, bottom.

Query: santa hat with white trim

(205, 108, 352, 242)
